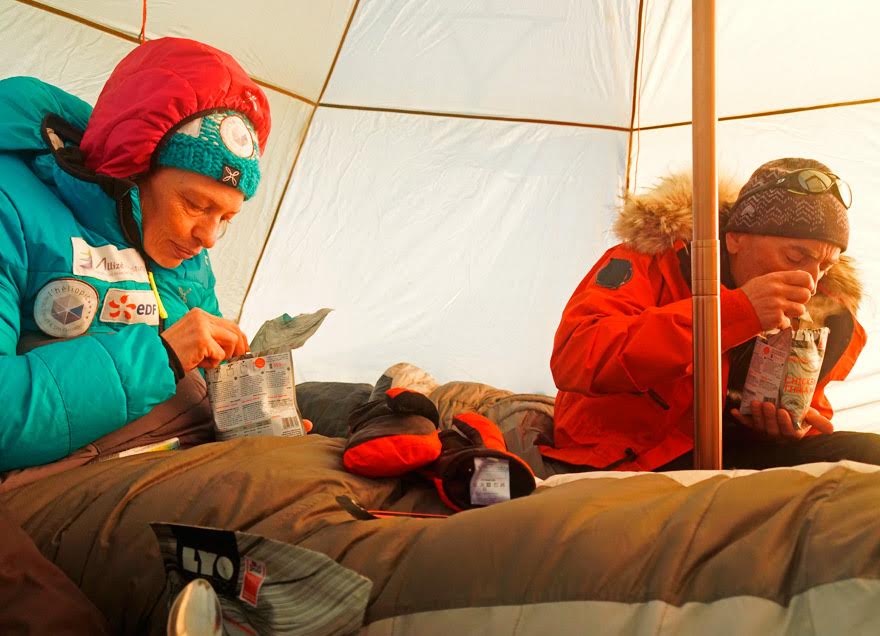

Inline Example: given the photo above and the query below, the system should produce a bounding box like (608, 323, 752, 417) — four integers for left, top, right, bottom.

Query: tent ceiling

(640, 0, 880, 127)
(34, 0, 355, 101)
(1, 1, 135, 103)
(323, 1, 640, 128)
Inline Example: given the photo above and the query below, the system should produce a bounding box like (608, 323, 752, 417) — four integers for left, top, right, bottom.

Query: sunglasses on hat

(737, 168, 852, 209)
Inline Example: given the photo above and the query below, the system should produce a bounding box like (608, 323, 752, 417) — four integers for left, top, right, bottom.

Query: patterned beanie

(156, 110, 261, 199)
(725, 158, 849, 251)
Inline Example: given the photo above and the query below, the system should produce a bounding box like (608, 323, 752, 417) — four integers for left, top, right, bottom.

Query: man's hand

(161, 308, 249, 372)
(732, 401, 834, 442)
(740, 270, 815, 331)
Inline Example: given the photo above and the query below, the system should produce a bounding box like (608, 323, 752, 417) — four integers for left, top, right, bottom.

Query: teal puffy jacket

(0, 77, 221, 471)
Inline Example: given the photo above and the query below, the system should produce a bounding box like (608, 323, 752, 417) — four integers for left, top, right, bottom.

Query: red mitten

(425, 412, 536, 511)
(343, 388, 442, 478)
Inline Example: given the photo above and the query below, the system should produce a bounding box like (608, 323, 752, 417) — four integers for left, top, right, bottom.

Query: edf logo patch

(100, 288, 159, 326)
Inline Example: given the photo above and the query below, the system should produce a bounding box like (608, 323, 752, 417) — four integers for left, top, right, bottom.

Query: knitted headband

(726, 158, 849, 251)
(157, 110, 261, 199)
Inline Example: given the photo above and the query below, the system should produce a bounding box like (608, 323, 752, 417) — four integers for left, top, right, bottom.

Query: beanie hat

(156, 110, 261, 199)
(725, 158, 849, 251)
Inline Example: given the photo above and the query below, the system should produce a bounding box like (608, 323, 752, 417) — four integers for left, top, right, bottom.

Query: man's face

(138, 167, 244, 268)
(726, 232, 841, 291)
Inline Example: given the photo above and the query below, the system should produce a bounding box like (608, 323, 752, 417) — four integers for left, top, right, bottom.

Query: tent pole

(691, 0, 722, 470)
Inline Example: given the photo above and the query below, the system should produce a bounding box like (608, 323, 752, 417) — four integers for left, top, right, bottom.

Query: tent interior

(4, 2, 880, 633)
(3, 0, 877, 431)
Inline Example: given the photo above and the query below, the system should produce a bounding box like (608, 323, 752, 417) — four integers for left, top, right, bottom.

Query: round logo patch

(34, 278, 98, 338)
(219, 114, 255, 158)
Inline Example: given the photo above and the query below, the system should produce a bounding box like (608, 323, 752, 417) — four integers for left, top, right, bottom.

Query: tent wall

(0, 0, 878, 430)
(242, 106, 627, 393)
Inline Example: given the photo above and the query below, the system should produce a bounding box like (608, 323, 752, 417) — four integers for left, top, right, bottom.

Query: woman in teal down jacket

(0, 38, 271, 472)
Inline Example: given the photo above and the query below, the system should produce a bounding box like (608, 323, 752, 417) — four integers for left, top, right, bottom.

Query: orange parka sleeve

(551, 245, 761, 397)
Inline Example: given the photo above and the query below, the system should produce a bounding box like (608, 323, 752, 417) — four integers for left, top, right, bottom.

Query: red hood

(81, 37, 270, 178)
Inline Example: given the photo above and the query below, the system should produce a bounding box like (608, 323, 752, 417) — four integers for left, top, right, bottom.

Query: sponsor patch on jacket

(595, 258, 633, 289)
(34, 278, 98, 338)
(100, 288, 159, 326)
(72, 237, 149, 283)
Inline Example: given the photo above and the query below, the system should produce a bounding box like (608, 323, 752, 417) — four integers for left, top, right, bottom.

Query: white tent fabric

(1, 0, 878, 431)
(323, 1, 640, 127)
(638, 0, 879, 125)
(245, 106, 626, 393)
(36, 0, 356, 100)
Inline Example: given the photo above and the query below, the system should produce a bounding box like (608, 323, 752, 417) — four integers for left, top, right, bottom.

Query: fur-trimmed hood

(613, 173, 862, 317)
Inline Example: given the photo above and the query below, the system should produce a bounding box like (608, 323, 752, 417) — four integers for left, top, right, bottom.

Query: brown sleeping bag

(2, 362, 879, 634)
(3, 436, 880, 635)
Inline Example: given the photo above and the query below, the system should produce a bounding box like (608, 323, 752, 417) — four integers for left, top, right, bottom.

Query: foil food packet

(740, 320, 829, 428)
(779, 327, 829, 425)
(205, 309, 331, 441)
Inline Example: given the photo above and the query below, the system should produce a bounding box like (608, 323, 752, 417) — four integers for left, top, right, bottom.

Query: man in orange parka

(541, 158, 880, 473)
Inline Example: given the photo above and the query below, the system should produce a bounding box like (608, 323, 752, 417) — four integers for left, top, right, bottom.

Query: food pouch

(779, 327, 829, 427)
(740, 324, 829, 428)
(740, 329, 791, 414)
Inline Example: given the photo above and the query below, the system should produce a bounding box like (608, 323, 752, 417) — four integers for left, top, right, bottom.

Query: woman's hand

(732, 401, 834, 442)
(161, 308, 248, 372)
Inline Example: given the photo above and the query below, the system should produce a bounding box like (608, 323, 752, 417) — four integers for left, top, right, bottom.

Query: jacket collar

(39, 113, 146, 252)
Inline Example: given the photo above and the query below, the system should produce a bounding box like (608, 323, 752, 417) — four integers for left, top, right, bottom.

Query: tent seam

(638, 97, 880, 131)
(236, 0, 363, 323)
(319, 103, 630, 132)
(624, 0, 648, 196)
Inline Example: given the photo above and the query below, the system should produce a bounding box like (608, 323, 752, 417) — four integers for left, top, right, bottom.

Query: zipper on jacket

(148, 272, 169, 321)
(598, 448, 638, 471)
(646, 389, 671, 410)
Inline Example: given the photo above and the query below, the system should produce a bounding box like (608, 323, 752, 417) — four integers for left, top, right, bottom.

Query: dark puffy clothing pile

(344, 388, 535, 511)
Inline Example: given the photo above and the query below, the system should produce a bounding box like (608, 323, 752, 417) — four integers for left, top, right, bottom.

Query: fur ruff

(613, 174, 862, 317)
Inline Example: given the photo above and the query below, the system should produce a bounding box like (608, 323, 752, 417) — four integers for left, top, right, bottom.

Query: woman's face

(138, 167, 244, 268)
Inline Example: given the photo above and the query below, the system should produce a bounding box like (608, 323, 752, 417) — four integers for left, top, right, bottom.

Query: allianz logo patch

(72, 237, 149, 283)
(100, 288, 159, 326)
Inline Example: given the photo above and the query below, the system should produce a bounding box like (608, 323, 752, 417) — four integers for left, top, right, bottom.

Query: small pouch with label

(152, 523, 371, 636)
(740, 329, 792, 416)
(423, 413, 536, 512)
(780, 325, 829, 427)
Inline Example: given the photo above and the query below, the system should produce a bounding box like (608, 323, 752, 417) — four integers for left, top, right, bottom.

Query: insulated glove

(425, 412, 536, 512)
(343, 388, 442, 478)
